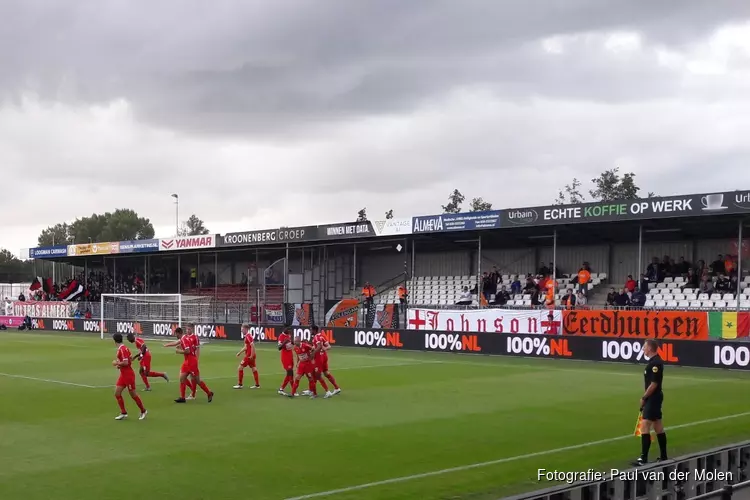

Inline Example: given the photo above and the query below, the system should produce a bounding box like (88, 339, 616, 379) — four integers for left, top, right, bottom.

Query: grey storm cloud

(1, 0, 748, 135)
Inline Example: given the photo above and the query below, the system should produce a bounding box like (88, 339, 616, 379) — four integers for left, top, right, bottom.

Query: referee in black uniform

(633, 339, 668, 466)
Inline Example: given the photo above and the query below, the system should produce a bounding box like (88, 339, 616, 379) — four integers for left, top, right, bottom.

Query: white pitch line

(0, 372, 100, 388)
(284, 411, 750, 500)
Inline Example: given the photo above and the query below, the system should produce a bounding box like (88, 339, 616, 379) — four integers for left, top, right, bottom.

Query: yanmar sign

(159, 235, 216, 251)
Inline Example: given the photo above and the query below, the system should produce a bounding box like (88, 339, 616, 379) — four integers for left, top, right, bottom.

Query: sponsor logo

(505, 336, 571, 357)
(82, 320, 105, 333)
(601, 340, 678, 362)
(563, 310, 705, 339)
(325, 223, 371, 237)
(713, 345, 750, 368)
(193, 324, 226, 338)
(224, 231, 277, 245)
(733, 192, 750, 210)
(373, 218, 412, 236)
(160, 235, 215, 250)
(413, 216, 443, 233)
(152, 323, 177, 336)
(506, 209, 539, 225)
(116, 322, 143, 335)
(52, 319, 76, 331)
(354, 330, 403, 348)
(425, 332, 481, 352)
(247, 326, 278, 341)
(31, 319, 46, 330)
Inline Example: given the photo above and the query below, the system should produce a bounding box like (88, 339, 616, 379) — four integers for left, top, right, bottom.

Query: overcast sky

(2, 0, 750, 255)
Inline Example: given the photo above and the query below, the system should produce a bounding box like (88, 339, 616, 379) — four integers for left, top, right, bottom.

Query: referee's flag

(634, 411, 654, 441)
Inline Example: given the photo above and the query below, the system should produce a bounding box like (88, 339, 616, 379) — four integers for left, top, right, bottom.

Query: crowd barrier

(21, 318, 750, 371)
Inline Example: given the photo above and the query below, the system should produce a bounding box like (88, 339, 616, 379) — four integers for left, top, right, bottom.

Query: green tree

(442, 189, 465, 214)
(0, 249, 34, 282)
(37, 223, 73, 246)
(556, 168, 654, 204)
(38, 209, 155, 245)
(357, 208, 368, 222)
(178, 214, 210, 236)
(385, 209, 394, 220)
(469, 197, 493, 212)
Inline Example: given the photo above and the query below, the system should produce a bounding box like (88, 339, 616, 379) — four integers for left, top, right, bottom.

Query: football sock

(190, 379, 197, 396)
(116, 394, 127, 414)
(253, 371, 260, 386)
(657, 433, 668, 459)
(238, 370, 244, 385)
(281, 375, 291, 390)
(179, 382, 186, 399)
(149, 371, 165, 378)
(199, 381, 211, 395)
(140, 373, 150, 388)
(318, 377, 329, 392)
(641, 434, 651, 461)
(326, 374, 339, 389)
(133, 395, 146, 413)
(291, 380, 299, 395)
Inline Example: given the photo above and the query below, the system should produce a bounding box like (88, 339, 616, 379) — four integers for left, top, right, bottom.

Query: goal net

(100, 294, 213, 339)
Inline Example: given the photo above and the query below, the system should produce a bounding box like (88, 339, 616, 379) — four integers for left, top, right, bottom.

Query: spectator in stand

(625, 275, 637, 293)
(530, 288, 543, 307)
(711, 254, 725, 275)
(74, 309, 81, 319)
(631, 288, 647, 309)
(537, 262, 550, 276)
(606, 288, 617, 308)
(577, 267, 591, 295)
(456, 287, 473, 306)
(489, 266, 499, 299)
(397, 285, 408, 312)
(549, 262, 561, 277)
(639, 274, 650, 294)
(576, 291, 587, 308)
(18, 292, 25, 302)
(614, 287, 631, 308)
(694, 260, 706, 276)
(561, 289, 576, 309)
(523, 276, 537, 294)
(84, 309, 92, 319)
(659, 255, 671, 278)
(240, 273, 248, 285)
(725, 255, 736, 277)
(647, 257, 661, 283)
(361, 282, 376, 310)
(494, 286, 511, 306)
(699, 277, 714, 294)
(510, 276, 522, 295)
(730, 274, 739, 294)
(677, 256, 691, 276)
(715, 274, 732, 292)
(686, 268, 699, 289)
(481, 272, 492, 302)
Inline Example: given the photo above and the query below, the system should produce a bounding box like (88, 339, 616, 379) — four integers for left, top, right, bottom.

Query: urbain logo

(507, 209, 539, 225)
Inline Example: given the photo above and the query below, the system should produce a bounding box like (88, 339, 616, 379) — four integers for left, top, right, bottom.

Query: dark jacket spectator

(614, 289, 631, 307)
(606, 288, 617, 308)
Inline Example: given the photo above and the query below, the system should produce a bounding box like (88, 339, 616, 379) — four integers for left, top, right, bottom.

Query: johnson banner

(407, 308, 563, 334)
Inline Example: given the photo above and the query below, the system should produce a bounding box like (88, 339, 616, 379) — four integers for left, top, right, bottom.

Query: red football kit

(134, 338, 151, 370)
(240, 334, 256, 368)
(278, 332, 294, 371)
(294, 342, 314, 376)
(180, 335, 199, 377)
(116, 344, 137, 391)
(312, 333, 330, 373)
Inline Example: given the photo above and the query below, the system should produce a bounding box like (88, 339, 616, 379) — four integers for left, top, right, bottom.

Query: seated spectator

(84, 309, 92, 320)
(625, 275, 637, 293)
(575, 291, 587, 308)
(715, 274, 732, 292)
(510, 277, 522, 295)
(561, 289, 576, 309)
(711, 254, 725, 275)
(646, 257, 661, 282)
(18, 293, 25, 302)
(523, 276, 537, 294)
(631, 289, 647, 308)
(699, 278, 714, 294)
(74, 309, 81, 319)
(606, 288, 617, 308)
(614, 288, 631, 308)
(694, 259, 706, 276)
(530, 289, 543, 306)
(677, 256, 691, 276)
(456, 287, 473, 306)
(493, 286, 510, 306)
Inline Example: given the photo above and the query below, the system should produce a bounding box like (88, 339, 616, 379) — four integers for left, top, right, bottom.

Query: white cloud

(1, 5, 750, 257)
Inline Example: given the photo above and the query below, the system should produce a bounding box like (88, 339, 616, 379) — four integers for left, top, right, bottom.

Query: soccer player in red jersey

(277, 327, 295, 396)
(112, 333, 147, 421)
(311, 325, 341, 398)
(234, 323, 260, 389)
(164, 326, 214, 404)
(291, 336, 317, 398)
(186, 325, 201, 400)
(126, 333, 168, 391)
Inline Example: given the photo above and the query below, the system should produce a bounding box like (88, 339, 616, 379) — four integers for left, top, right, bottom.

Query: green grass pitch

(1, 331, 749, 500)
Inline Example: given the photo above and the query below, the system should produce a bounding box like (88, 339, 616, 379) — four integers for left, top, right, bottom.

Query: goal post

(100, 294, 184, 340)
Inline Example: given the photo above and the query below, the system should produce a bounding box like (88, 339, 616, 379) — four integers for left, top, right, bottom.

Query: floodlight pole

(171, 193, 179, 236)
